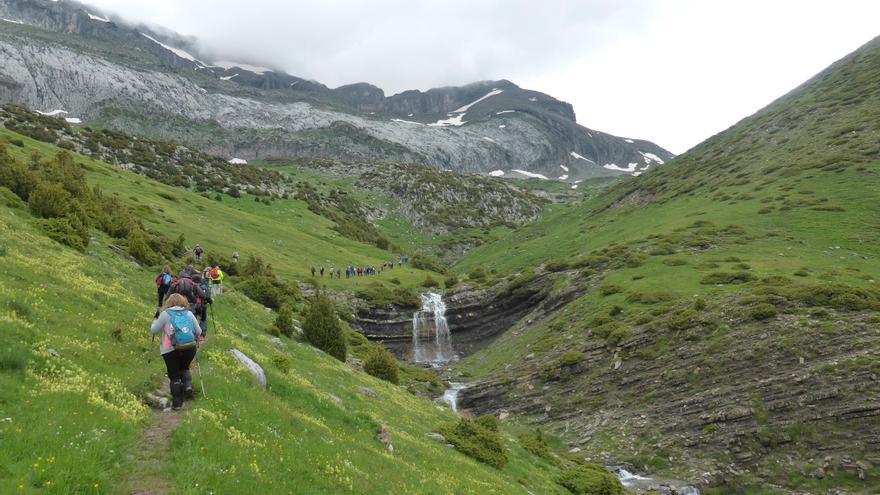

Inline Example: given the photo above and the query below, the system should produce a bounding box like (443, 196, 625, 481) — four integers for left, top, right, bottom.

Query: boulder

(358, 386, 377, 398)
(426, 432, 447, 443)
(229, 349, 267, 388)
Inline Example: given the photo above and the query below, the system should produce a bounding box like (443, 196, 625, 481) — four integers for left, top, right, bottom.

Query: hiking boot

(170, 378, 184, 410)
(183, 370, 194, 399)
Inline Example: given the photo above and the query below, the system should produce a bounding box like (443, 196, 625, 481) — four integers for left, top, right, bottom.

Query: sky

(84, 0, 880, 154)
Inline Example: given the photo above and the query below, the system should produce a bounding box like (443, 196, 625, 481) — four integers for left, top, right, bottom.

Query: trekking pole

(195, 348, 207, 398)
(209, 303, 221, 336)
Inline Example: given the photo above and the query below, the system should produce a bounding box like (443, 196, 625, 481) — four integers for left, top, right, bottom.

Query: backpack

(169, 278, 197, 304)
(210, 267, 220, 279)
(166, 309, 198, 350)
(155, 273, 173, 287)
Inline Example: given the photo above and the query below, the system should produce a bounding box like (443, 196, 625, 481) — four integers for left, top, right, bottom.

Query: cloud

(84, 0, 880, 153)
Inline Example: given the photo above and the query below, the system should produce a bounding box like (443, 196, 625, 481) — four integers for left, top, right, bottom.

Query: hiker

(320, 266, 325, 278)
(209, 265, 224, 296)
(168, 270, 211, 334)
(192, 273, 211, 335)
(194, 244, 204, 262)
(154, 265, 174, 318)
(310, 266, 316, 277)
(150, 293, 202, 410)
(336, 267, 342, 278)
(232, 251, 239, 264)
(329, 266, 335, 279)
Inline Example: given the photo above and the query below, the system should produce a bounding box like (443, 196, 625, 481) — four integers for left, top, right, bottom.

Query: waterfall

(442, 382, 466, 412)
(412, 292, 455, 364)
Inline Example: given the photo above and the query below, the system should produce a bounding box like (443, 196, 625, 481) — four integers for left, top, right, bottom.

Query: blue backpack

(167, 309, 198, 350)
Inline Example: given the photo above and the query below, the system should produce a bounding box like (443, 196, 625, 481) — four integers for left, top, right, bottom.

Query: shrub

(600, 284, 623, 296)
(625, 291, 675, 304)
(700, 271, 756, 285)
(422, 275, 439, 288)
(468, 266, 488, 282)
(302, 291, 347, 361)
(28, 182, 71, 218)
(791, 284, 879, 311)
(363, 346, 400, 384)
(7, 300, 30, 322)
(274, 304, 296, 337)
(750, 303, 777, 320)
(557, 463, 623, 495)
(444, 274, 458, 288)
(559, 351, 583, 367)
(648, 244, 676, 255)
(546, 259, 571, 272)
(519, 429, 552, 459)
(374, 236, 390, 250)
(793, 269, 810, 277)
(667, 309, 698, 331)
(0, 186, 24, 208)
(127, 227, 159, 265)
(439, 417, 507, 469)
(411, 253, 446, 274)
(270, 353, 292, 374)
(39, 218, 87, 251)
(693, 298, 707, 311)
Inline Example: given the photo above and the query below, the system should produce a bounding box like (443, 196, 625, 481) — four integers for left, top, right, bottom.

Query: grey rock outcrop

(229, 349, 267, 388)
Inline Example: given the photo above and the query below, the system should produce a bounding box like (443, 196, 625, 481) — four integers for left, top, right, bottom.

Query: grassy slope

(0, 129, 434, 291)
(449, 36, 880, 492)
(0, 135, 568, 493)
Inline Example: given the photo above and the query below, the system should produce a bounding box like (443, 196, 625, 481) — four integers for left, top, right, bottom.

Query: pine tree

(302, 290, 346, 361)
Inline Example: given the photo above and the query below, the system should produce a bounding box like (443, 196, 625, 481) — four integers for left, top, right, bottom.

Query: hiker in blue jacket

(150, 293, 202, 410)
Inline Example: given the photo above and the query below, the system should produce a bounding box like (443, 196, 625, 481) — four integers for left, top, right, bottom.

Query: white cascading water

(412, 292, 455, 364)
(442, 382, 466, 412)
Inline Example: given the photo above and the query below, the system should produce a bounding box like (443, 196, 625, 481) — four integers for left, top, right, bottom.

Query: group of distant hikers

(150, 245, 231, 411)
(310, 256, 410, 279)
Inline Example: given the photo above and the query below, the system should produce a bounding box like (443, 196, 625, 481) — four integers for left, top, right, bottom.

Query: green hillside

(0, 130, 620, 493)
(450, 36, 880, 493)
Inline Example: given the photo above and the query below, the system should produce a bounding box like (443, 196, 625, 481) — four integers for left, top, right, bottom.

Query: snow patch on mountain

(558, 174, 568, 180)
(624, 139, 634, 143)
(498, 124, 506, 129)
(512, 169, 548, 180)
(142, 33, 206, 66)
(560, 164, 569, 172)
(36, 109, 67, 116)
(219, 73, 239, 81)
(228, 158, 247, 164)
(570, 151, 594, 163)
(603, 163, 640, 173)
(496, 110, 515, 115)
(488, 170, 505, 177)
(639, 151, 666, 165)
(2, 18, 24, 24)
(392, 118, 423, 125)
(483, 136, 496, 143)
(87, 12, 109, 22)
(453, 88, 503, 113)
(212, 61, 272, 75)
(428, 114, 466, 127)
(64, 117, 82, 124)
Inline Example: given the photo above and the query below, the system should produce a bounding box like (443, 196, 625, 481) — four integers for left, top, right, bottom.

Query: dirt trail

(122, 384, 185, 495)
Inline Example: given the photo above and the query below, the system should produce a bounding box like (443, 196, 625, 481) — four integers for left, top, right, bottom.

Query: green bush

(600, 284, 623, 296)
(519, 429, 552, 460)
(302, 291, 347, 361)
(274, 304, 296, 337)
(0, 345, 29, 373)
(39, 218, 87, 251)
(663, 258, 688, 266)
(693, 298, 707, 311)
(0, 186, 24, 208)
(557, 463, 623, 495)
(422, 275, 439, 288)
(374, 236, 390, 250)
(28, 182, 72, 218)
(546, 259, 571, 272)
(750, 303, 777, 320)
(126, 227, 159, 265)
(439, 416, 507, 469)
(790, 284, 879, 311)
(444, 274, 458, 288)
(667, 309, 698, 331)
(363, 346, 400, 384)
(237, 272, 301, 310)
(411, 253, 447, 274)
(700, 271, 756, 285)
(559, 351, 583, 367)
(270, 353, 292, 374)
(468, 266, 488, 282)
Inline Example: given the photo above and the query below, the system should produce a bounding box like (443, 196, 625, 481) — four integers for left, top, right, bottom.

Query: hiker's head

(162, 264, 171, 274)
(163, 293, 189, 310)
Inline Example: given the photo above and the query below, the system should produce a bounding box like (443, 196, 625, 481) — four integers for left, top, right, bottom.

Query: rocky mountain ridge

(0, 0, 674, 180)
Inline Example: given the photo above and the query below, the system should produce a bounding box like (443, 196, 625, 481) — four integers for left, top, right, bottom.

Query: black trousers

(157, 286, 169, 307)
(162, 348, 197, 383)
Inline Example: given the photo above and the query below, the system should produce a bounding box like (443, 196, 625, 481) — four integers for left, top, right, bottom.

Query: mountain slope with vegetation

(0, 128, 626, 493)
(448, 35, 880, 493)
